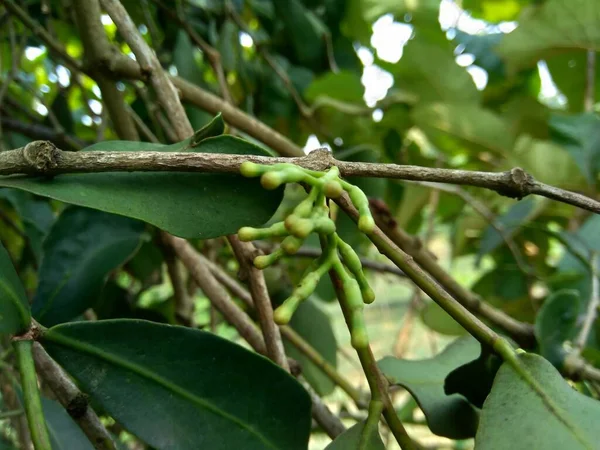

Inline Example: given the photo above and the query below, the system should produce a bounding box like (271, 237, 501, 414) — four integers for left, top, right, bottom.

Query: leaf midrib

(43, 331, 278, 449)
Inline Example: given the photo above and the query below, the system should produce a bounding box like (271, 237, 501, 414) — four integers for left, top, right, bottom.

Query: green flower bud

(261, 171, 284, 190)
(324, 180, 343, 198)
(361, 286, 376, 304)
(281, 236, 303, 255)
(358, 215, 375, 234)
(238, 226, 259, 241)
(313, 218, 336, 235)
(240, 161, 263, 178)
(350, 315, 369, 349)
(253, 249, 283, 269)
(344, 278, 364, 311)
(285, 215, 314, 238)
(273, 301, 296, 325)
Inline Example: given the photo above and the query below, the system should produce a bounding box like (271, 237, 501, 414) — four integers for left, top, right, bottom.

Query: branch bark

(3, 144, 600, 216)
(32, 343, 117, 450)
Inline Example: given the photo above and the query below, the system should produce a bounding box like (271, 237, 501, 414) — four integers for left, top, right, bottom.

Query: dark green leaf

(41, 396, 95, 450)
(378, 336, 480, 439)
(0, 240, 30, 334)
(324, 420, 385, 450)
(444, 345, 503, 408)
(41, 320, 311, 450)
(0, 189, 54, 261)
(476, 353, 600, 449)
(534, 290, 582, 367)
(283, 297, 337, 396)
(0, 133, 284, 239)
(273, 0, 326, 68)
(32, 207, 145, 326)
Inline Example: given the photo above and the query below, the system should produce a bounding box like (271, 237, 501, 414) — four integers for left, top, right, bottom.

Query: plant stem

(13, 339, 52, 450)
(320, 237, 416, 450)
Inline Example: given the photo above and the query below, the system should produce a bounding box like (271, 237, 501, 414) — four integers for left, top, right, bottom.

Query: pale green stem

(13, 340, 52, 450)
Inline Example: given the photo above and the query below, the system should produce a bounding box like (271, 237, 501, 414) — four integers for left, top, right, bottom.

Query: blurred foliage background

(1, 0, 600, 448)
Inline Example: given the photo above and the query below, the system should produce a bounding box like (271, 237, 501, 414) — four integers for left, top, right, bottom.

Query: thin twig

(228, 235, 289, 371)
(32, 343, 117, 450)
(164, 235, 267, 354)
(101, 0, 192, 141)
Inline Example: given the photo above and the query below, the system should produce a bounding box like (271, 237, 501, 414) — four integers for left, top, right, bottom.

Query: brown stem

(31, 343, 117, 450)
(228, 235, 289, 371)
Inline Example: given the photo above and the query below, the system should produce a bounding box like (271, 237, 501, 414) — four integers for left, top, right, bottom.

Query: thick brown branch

(3, 143, 600, 216)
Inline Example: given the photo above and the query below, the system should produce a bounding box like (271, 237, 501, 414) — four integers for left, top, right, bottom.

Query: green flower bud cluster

(238, 162, 376, 349)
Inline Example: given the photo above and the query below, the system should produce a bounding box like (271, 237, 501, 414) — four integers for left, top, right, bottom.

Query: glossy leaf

(0, 130, 283, 239)
(476, 353, 600, 449)
(378, 336, 480, 439)
(283, 297, 337, 396)
(497, 0, 600, 72)
(40, 320, 311, 450)
(0, 240, 30, 334)
(534, 290, 582, 367)
(324, 420, 385, 450)
(41, 396, 95, 450)
(32, 207, 145, 326)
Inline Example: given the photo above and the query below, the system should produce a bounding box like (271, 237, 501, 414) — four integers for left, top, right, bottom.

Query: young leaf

(0, 240, 30, 334)
(32, 207, 145, 327)
(378, 336, 480, 439)
(324, 420, 385, 450)
(476, 353, 600, 449)
(0, 133, 283, 239)
(40, 320, 311, 450)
